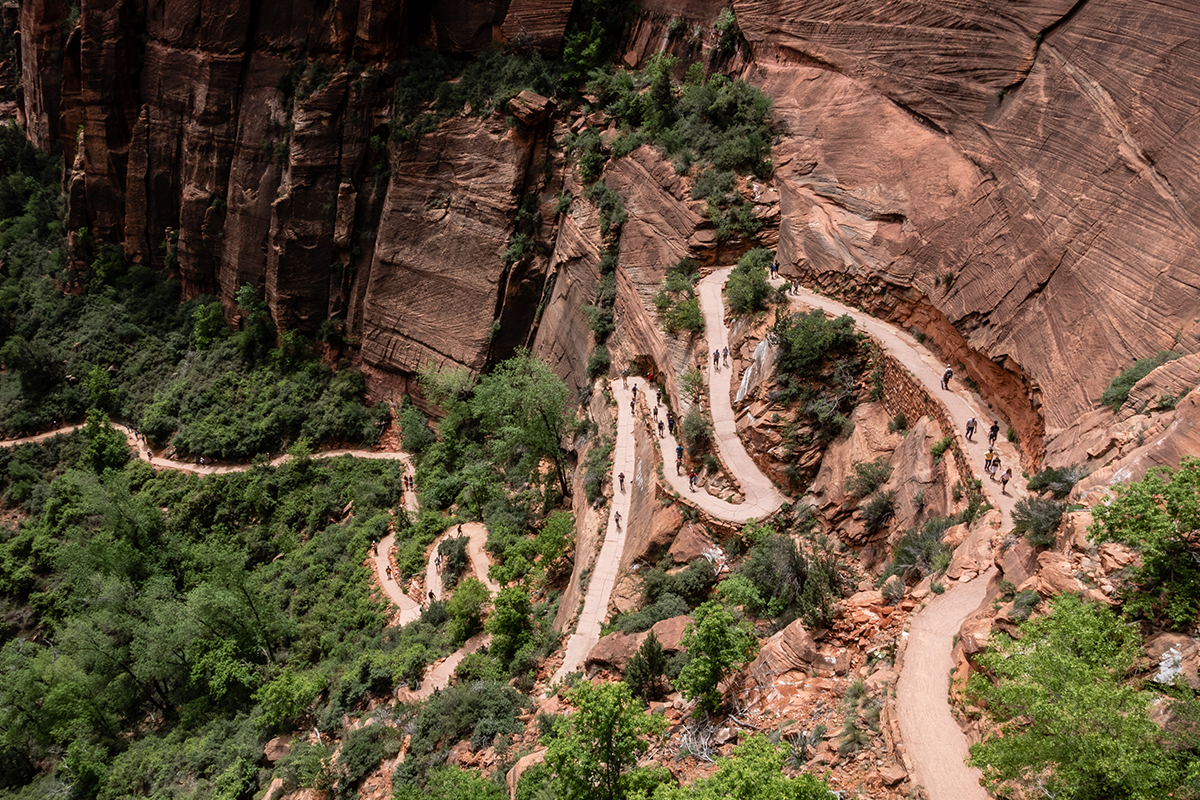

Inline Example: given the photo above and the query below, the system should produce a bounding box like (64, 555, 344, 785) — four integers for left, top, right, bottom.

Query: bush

(339, 725, 395, 788)
(1010, 589, 1041, 621)
(930, 435, 953, 460)
(642, 559, 717, 606)
(1026, 465, 1083, 499)
(587, 345, 611, 379)
(680, 407, 712, 454)
(886, 516, 955, 581)
(1099, 350, 1180, 411)
(770, 309, 857, 379)
(725, 248, 773, 315)
(860, 490, 896, 535)
(887, 413, 908, 433)
(438, 536, 470, 588)
(663, 296, 703, 334)
(624, 631, 668, 701)
(583, 181, 627, 238)
(1012, 496, 1065, 548)
(616, 592, 690, 633)
(844, 457, 892, 499)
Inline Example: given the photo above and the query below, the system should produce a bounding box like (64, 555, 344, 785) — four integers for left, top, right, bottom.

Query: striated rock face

(737, 0, 1200, 465)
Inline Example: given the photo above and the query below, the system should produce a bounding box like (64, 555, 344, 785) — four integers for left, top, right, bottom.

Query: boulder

(745, 618, 820, 680)
(998, 538, 1038, 587)
(621, 505, 683, 568)
(264, 735, 291, 762)
(506, 749, 547, 798)
(669, 522, 717, 564)
(586, 614, 691, 673)
(508, 91, 555, 126)
(1021, 551, 1088, 598)
(1146, 632, 1200, 691)
(879, 762, 907, 786)
(1097, 541, 1136, 573)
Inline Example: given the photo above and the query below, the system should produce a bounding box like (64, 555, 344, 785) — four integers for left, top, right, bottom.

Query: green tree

(544, 682, 668, 800)
(1090, 456, 1200, 627)
(653, 734, 834, 800)
(624, 631, 667, 701)
(724, 249, 772, 316)
(771, 309, 858, 379)
(396, 765, 507, 800)
(485, 586, 533, 666)
(82, 364, 116, 412)
(470, 350, 572, 498)
(192, 300, 228, 350)
(675, 601, 757, 714)
(82, 409, 130, 473)
(447, 577, 491, 644)
(967, 594, 1195, 799)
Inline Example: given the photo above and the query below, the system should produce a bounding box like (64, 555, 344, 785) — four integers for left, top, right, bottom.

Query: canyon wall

(18, 0, 1200, 467)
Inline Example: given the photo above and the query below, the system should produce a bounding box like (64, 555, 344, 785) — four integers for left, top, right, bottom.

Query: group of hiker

(955, 374, 1014, 495)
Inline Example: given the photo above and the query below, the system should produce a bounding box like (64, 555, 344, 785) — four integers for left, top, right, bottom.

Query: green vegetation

(732, 521, 846, 629)
(725, 248, 773, 315)
(655, 734, 834, 800)
(1011, 496, 1065, 548)
(675, 601, 758, 714)
(624, 632, 668, 701)
(843, 457, 892, 499)
(1090, 456, 1200, 628)
(544, 681, 669, 800)
(882, 515, 957, 583)
(771, 309, 858, 380)
(1099, 350, 1181, 412)
(968, 594, 1200, 799)
(930, 435, 953, 460)
(654, 258, 703, 335)
(1026, 464, 1084, 498)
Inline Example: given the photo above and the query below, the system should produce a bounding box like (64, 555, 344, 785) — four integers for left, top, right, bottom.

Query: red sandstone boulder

(669, 522, 716, 564)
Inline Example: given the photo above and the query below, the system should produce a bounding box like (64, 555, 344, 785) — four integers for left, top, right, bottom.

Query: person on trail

(429, 590, 435, 602)
(668, 415, 675, 434)
(676, 444, 684, 461)
(372, 539, 378, 555)
(614, 510, 621, 530)
(657, 420, 664, 437)
(622, 367, 629, 386)
(619, 472, 625, 491)
(984, 448, 995, 472)
(713, 350, 720, 368)
(630, 398, 636, 415)
(653, 405, 658, 420)
(1000, 468, 1012, 494)
(722, 346, 729, 365)
(988, 421, 1000, 445)
(656, 387, 662, 404)
(457, 524, 463, 535)
(675, 457, 682, 474)
(990, 456, 1001, 481)
(965, 417, 977, 441)
(941, 365, 953, 390)
(386, 565, 393, 580)
(688, 471, 696, 491)
(631, 383, 638, 399)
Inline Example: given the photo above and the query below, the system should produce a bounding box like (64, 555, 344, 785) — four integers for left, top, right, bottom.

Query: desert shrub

(1010, 589, 1041, 621)
(1099, 350, 1180, 411)
(860, 490, 896, 535)
(339, 725, 397, 788)
(844, 457, 893, 499)
(587, 345, 611, 379)
(680, 407, 713, 453)
(930, 435, 953, 460)
(615, 592, 690, 634)
(438, 535, 470, 588)
(583, 435, 613, 506)
(888, 413, 908, 433)
(1026, 465, 1083, 499)
(642, 558, 717, 606)
(1012, 497, 1065, 548)
(736, 524, 844, 628)
(725, 247, 773, 315)
(624, 631, 668, 701)
(583, 180, 627, 238)
(400, 400, 437, 454)
(664, 296, 703, 334)
(885, 515, 955, 582)
(771, 309, 858, 379)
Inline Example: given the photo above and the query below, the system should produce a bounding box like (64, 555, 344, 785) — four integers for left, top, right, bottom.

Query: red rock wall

(737, 0, 1200, 463)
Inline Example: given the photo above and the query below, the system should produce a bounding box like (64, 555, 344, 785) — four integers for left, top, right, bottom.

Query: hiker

(653, 405, 658, 420)
(630, 398, 636, 414)
(372, 539, 378, 555)
(688, 471, 696, 491)
(1000, 468, 1012, 494)
(668, 415, 675, 434)
(984, 448, 995, 472)
(965, 417, 977, 441)
(713, 349, 720, 368)
(990, 456, 1001, 481)
(722, 346, 729, 365)
(656, 387, 662, 404)
(988, 421, 1000, 445)
(631, 383, 638, 399)
(622, 367, 629, 386)
(675, 457, 682, 474)
(941, 365, 953, 390)
(657, 420, 664, 437)
(385, 565, 393, 580)
(614, 510, 621, 530)
(429, 590, 435, 602)
(619, 472, 625, 491)
(676, 444, 684, 461)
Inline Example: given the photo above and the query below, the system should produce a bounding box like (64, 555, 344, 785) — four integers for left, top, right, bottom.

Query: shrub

(1010, 589, 1041, 621)
(844, 457, 892, 499)
(930, 435, 953, 460)
(1026, 465, 1083, 499)
(438, 536, 470, 588)
(339, 725, 395, 788)
(861, 490, 896, 535)
(886, 516, 955, 581)
(624, 631, 668, 701)
(664, 296, 703, 334)
(615, 592, 689, 634)
(1099, 350, 1180, 411)
(680, 407, 713, 453)
(587, 345, 611, 379)
(888, 413, 908, 433)
(583, 181, 627, 238)
(771, 309, 858, 379)
(725, 248, 773, 315)
(1012, 497, 1065, 548)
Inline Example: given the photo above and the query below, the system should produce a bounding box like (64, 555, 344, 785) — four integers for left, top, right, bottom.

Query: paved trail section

(775, 278, 1024, 800)
(552, 379, 637, 684)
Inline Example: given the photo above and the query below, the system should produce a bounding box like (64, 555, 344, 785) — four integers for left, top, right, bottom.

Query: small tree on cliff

(675, 601, 758, 715)
(470, 350, 572, 499)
